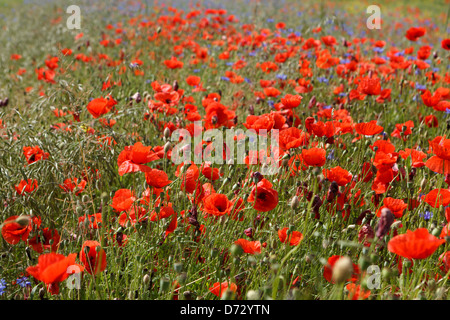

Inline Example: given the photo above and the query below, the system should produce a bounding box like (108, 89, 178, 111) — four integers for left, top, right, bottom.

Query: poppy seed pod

(376, 208, 395, 239)
(331, 256, 353, 284)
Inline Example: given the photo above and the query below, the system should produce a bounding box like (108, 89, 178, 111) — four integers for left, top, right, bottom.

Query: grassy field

(0, 0, 450, 301)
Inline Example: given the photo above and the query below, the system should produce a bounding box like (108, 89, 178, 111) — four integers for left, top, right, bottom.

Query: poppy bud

(230, 243, 244, 256)
(174, 262, 183, 273)
(358, 255, 371, 271)
(244, 227, 253, 238)
(221, 289, 235, 300)
(307, 96, 316, 109)
(252, 171, 263, 182)
(15, 215, 31, 227)
(312, 195, 322, 219)
(183, 291, 193, 300)
(39, 288, 45, 299)
(420, 177, 427, 190)
(249, 104, 254, 115)
(164, 142, 171, 154)
(2, 98, 8, 107)
(131, 92, 141, 103)
(326, 181, 339, 202)
(332, 256, 353, 284)
(445, 174, 450, 187)
(376, 208, 394, 239)
(159, 277, 171, 293)
(246, 290, 260, 300)
(143, 274, 150, 286)
(290, 196, 300, 210)
(358, 224, 374, 246)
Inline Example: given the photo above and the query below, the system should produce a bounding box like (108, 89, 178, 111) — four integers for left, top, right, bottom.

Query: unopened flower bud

(290, 196, 300, 210)
(143, 274, 150, 285)
(376, 208, 394, 239)
(332, 256, 353, 284)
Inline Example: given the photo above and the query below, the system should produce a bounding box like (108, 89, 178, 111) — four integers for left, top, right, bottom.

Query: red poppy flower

(438, 251, 450, 274)
(209, 281, 238, 298)
(279, 127, 309, 151)
(357, 77, 381, 95)
(15, 179, 38, 195)
(388, 228, 445, 259)
(442, 39, 450, 50)
(23, 146, 49, 164)
(302, 147, 326, 167)
(234, 239, 261, 255)
(425, 136, 450, 175)
(323, 166, 352, 186)
(86, 96, 117, 119)
(145, 169, 172, 188)
(280, 94, 302, 109)
(248, 178, 279, 212)
(111, 189, 136, 212)
(78, 213, 102, 229)
(59, 178, 86, 195)
(26, 252, 79, 295)
(201, 162, 223, 181)
(405, 27, 426, 41)
(346, 283, 371, 300)
(202, 193, 232, 217)
(376, 197, 408, 218)
(117, 142, 160, 176)
(1, 215, 32, 245)
(28, 228, 60, 253)
(423, 189, 450, 208)
(119, 206, 147, 227)
(278, 228, 303, 246)
(355, 120, 383, 136)
(80, 240, 107, 275)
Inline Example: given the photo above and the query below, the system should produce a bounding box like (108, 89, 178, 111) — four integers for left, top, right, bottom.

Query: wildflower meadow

(1, 0, 450, 306)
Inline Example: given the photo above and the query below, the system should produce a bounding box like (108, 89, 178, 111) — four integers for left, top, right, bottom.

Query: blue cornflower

(16, 276, 31, 288)
(327, 149, 335, 160)
(415, 83, 426, 90)
(226, 62, 234, 66)
(0, 279, 6, 296)
(373, 47, 384, 53)
(276, 74, 287, 80)
(317, 77, 329, 84)
(221, 76, 230, 82)
(419, 211, 433, 221)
